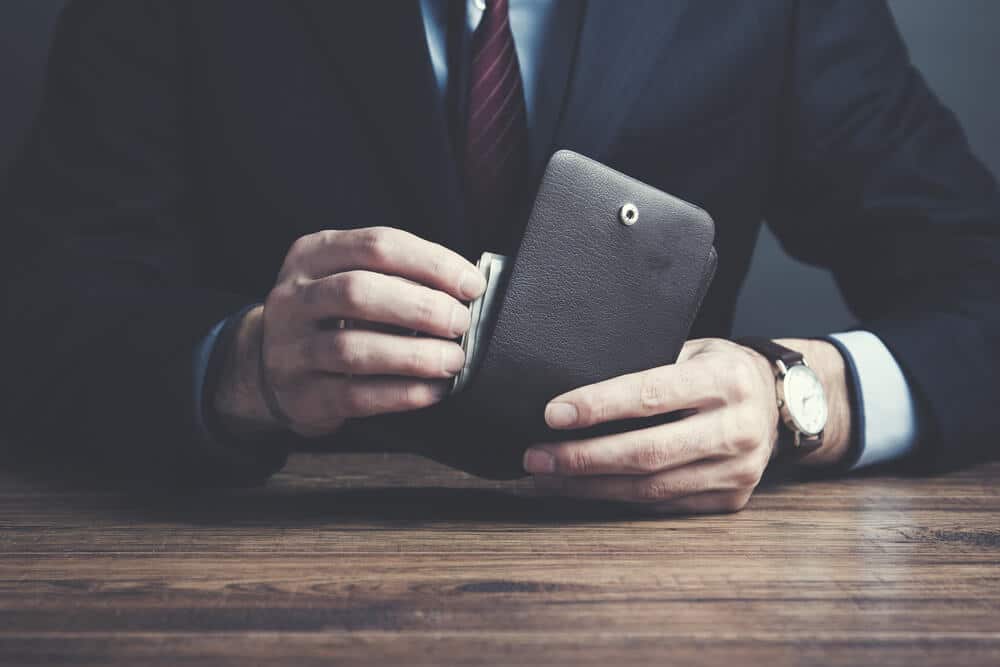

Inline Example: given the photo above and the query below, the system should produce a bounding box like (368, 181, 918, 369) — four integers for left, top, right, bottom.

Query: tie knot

(482, 0, 509, 22)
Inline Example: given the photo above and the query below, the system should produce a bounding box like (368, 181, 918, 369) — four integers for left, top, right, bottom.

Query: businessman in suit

(3, 0, 999, 513)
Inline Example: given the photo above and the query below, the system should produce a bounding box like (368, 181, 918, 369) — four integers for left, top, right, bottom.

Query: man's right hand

(213, 227, 486, 438)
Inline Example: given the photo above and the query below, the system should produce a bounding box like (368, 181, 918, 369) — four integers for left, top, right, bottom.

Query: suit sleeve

(1, 0, 288, 484)
(765, 0, 1000, 470)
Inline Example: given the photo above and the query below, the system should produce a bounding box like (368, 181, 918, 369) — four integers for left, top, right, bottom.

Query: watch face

(783, 364, 828, 436)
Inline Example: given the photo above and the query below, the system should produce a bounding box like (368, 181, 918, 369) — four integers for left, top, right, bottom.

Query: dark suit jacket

(3, 0, 999, 484)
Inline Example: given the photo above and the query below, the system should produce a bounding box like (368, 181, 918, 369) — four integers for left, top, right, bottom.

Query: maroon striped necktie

(463, 0, 529, 252)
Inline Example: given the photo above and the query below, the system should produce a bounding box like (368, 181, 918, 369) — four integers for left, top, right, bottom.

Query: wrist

(773, 338, 853, 467)
(213, 305, 284, 437)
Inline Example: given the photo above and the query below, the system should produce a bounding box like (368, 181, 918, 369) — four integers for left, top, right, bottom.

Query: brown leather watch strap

(738, 336, 803, 369)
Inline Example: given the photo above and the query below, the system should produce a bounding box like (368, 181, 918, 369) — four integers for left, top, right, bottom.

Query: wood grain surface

(1, 451, 998, 666)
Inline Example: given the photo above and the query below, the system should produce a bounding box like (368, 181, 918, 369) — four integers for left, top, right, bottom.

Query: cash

(452, 251, 510, 393)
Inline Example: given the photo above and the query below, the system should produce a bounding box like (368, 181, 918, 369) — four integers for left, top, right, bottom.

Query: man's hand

(214, 227, 486, 438)
(523, 338, 852, 514)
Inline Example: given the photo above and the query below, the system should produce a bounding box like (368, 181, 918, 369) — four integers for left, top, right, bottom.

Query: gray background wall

(2, 1, 998, 336)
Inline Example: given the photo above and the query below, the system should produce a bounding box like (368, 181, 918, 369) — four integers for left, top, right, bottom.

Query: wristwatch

(738, 337, 827, 457)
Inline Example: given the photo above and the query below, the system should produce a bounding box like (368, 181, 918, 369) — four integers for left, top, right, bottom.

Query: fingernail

(523, 448, 555, 474)
(449, 304, 471, 337)
(442, 345, 465, 375)
(545, 402, 578, 428)
(459, 270, 487, 300)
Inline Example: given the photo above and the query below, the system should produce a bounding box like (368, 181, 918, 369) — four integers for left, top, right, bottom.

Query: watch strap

(738, 336, 803, 369)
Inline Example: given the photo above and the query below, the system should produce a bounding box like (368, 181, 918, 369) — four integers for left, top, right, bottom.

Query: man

(3, 0, 999, 513)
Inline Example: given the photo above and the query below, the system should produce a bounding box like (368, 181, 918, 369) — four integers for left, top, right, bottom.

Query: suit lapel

(552, 0, 692, 163)
(293, 1, 469, 253)
(525, 0, 584, 184)
(290, 1, 691, 253)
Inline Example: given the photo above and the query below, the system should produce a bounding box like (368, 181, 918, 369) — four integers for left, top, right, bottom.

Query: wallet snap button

(619, 203, 638, 226)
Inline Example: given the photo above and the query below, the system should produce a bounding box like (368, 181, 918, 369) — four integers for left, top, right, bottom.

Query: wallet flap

(454, 150, 717, 448)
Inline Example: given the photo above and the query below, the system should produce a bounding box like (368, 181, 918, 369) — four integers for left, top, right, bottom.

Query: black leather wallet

(344, 150, 717, 479)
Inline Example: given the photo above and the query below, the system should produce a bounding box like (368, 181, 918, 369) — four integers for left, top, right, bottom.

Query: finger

(523, 411, 720, 476)
(304, 270, 471, 338)
(303, 328, 465, 378)
(544, 357, 724, 430)
(294, 374, 449, 424)
(532, 458, 755, 504)
(641, 489, 754, 515)
(284, 227, 486, 300)
(337, 376, 449, 418)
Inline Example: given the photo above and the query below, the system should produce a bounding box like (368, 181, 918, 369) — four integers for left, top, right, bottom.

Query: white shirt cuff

(829, 330, 919, 470)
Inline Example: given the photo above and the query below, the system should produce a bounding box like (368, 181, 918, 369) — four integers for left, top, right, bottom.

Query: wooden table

(1, 452, 998, 666)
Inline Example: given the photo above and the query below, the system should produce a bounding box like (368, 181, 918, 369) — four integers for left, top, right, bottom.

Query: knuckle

(724, 405, 768, 455)
(338, 272, 373, 311)
(728, 423, 759, 455)
(729, 461, 764, 489)
(563, 447, 596, 475)
(328, 331, 358, 370)
(635, 478, 671, 503)
(631, 437, 668, 473)
(638, 370, 669, 411)
(432, 252, 466, 296)
(359, 226, 393, 263)
(317, 229, 340, 249)
(405, 345, 436, 376)
(290, 274, 311, 294)
(702, 364, 728, 403)
(674, 422, 703, 459)
(294, 276, 320, 307)
(428, 251, 453, 285)
(414, 292, 441, 329)
(574, 392, 606, 425)
(727, 358, 758, 402)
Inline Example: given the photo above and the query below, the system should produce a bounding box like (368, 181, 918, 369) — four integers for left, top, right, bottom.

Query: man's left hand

(522, 338, 852, 514)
